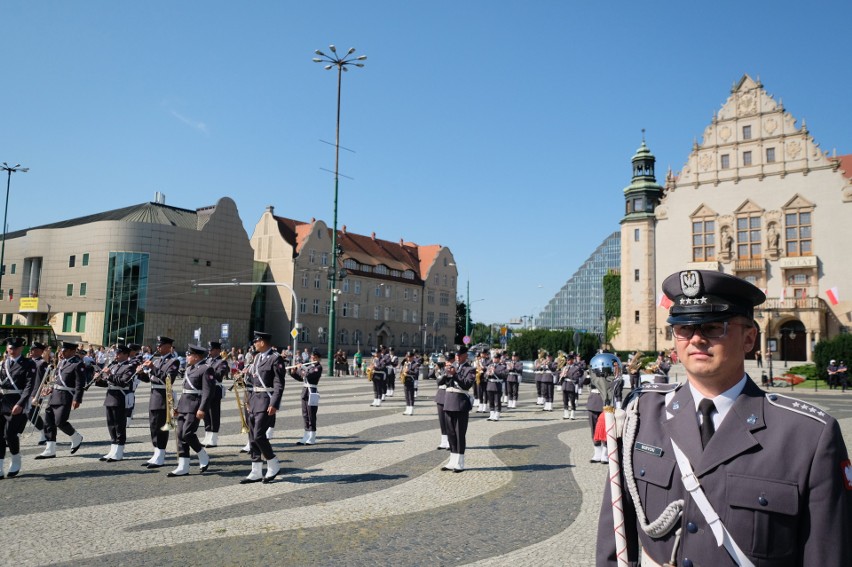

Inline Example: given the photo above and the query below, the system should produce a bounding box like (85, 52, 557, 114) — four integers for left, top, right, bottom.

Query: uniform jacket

(0, 356, 37, 413)
(539, 360, 557, 384)
(247, 349, 285, 412)
(562, 363, 583, 392)
(206, 355, 229, 400)
(403, 359, 421, 384)
(443, 360, 475, 412)
(48, 355, 86, 406)
(137, 353, 180, 411)
(93, 359, 137, 408)
(506, 360, 523, 382)
(485, 361, 508, 391)
(177, 361, 215, 414)
(291, 361, 322, 402)
(597, 379, 852, 566)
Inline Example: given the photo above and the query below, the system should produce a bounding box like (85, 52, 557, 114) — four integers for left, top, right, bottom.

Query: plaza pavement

(2, 367, 850, 567)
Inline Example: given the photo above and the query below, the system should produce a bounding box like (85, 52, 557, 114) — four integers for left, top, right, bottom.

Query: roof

(5, 201, 201, 239)
(270, 215, 446, 281)
(831, 154, 852, 180)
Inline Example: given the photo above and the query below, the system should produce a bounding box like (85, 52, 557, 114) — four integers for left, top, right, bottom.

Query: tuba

(366, 358, 375, 381)
(627, 352, 643, 375)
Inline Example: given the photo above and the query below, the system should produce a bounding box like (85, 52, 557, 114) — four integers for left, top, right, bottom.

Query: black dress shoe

(452, 469, 464, 473)
(261, 474, 278, 484)
(201, 444, 217, 448)
(239, 448, 249, 454)
(106, 458, 121, 463)
(166, 472, 188, 478)
(70, 444, 83, 455)
(199, 465, 208, 474)
(240, 477, 263, 484)
(6, 471, 19, 478)
(34, 454, 56, 460)
(146, 463, 165, 469)
(99, 456, 109, 462)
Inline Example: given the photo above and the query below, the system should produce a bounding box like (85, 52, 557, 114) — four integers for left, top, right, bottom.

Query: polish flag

(658, 294, 673, 309)
(826, 287, 840, 305)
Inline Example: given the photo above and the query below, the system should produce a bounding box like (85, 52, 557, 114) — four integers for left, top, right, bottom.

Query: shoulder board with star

(765, 393, 830, 425)
(638, 382, 680, 394)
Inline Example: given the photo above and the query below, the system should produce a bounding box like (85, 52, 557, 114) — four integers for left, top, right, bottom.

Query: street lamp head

(329, 44, 337, 53)
(324, 65, 333, 70)
(312, 58, 323, 63)
(315, 50, 326, 57)
(356, 55, 367, 61)
(347, 47, 356, 55)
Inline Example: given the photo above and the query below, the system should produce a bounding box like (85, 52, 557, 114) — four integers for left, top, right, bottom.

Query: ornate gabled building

(616, 75, 852, 362)
(250, 206, 457, 354)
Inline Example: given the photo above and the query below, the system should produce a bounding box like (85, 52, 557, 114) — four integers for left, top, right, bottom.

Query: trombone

(230, 373, 250, 434)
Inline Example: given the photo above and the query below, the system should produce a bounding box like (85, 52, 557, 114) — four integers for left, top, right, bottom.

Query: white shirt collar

(690, 374, 748, 428)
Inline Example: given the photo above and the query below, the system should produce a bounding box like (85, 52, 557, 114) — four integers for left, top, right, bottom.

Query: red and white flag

(826, 287, 840, 305)
(658, 293, 673, 309)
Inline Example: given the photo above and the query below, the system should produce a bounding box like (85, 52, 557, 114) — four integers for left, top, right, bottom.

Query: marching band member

(90, 344, 136, 462)
(476, 351, 489, 413)
(540, 352, 557, 412)
(27, 341, 50, 444)
(36, 341, 86, 460)
(485, 351, 508, 421)
(506, 352, 522, 409)
(124, 343, 143, 427)
(168, 344, 215, 477)
(386, 347, 397, 397)
(587, 353, 623, 465)
(401, 351, 421, 415)
(534, 351, 546, 406)
(135, 336, 180, 469)
(1, 337, 36, 477)
(292, 349, 322, 445)
(441, 345, 475, 473)
(369, 346, 388, 407)
(241, 331, 286, 484)
(433, 352, 453, 449)
(201, 340, 228, 448)
(560, 354, 583, 420)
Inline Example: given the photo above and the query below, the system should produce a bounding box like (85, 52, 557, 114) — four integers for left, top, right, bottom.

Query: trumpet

(285, 360, 319, 371)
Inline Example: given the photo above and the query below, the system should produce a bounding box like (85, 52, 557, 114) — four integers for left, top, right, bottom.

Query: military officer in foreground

(596, 270, 852, 566)
(36, 341, 86, 459)
(441, 345, 476, 473)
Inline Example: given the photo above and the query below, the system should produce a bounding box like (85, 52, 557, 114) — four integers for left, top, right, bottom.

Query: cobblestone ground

(2, 373, 850, 566)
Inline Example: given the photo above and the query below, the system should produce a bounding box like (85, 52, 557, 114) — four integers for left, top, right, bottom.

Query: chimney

(266, 205, 274, 215)
(154, 192, 166, 204)
(399, 238, 404, 246)
(341, 225, 347, 234)
(371, 232, 376, 240)
(311, 217, 316, 223)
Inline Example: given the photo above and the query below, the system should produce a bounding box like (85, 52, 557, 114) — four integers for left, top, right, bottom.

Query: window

(427, 290, 435, 304)
(400, 333, 408, 346)
(341, 302, 349, 317)
(787, 273, 810, 286)
(427, 311, 435, 325)
(443, 275, 447, 286)
(634, 269, 640, 282)
(312, 299, 320, 314)
(375, 265, 388, 275)
(375, 285, 382, 297)
(384, 307, 390, 321)
(76, 312, 86, 333)
(403, 288, 409, 300)
(403, 270, 415, 280)
(634, 228, 640, 242)
(412, 310, 418, 324)
(736, 214, 762, 259)
(402, 308, 409, 322)
(384, 285, 392, 298)
(391, 269, 400, 277)
(785, 210, 812, 256)
(309, 249, 316, 264)
(691, 218, 716, 262)
(69, 255, 76, 268)
(299, 328, 310, 343)
(353, 330, 362, 344)
(742, 151, 752, 166)
(344, 259, 358, 270)
(440, 291, 449, 306)
(317, 328, 326, 342)
(66, 283, 74, 297)
(301, 272, 309, 288)
(766, 147, 776, 163)
(63, 313, 73, 332)
(635, 310, 640, 324)
(353, 304, 360, 318)
(342, 279, 350, 293)
(354, 280, 361, 295)
(82, 253, 89, 266)
(374, 306, 380, 320)
(413, 290, 418, 301)
(80, 282, 87, 296)
(314, 274, 321, 289)
(720, 154, 730, 169)
(742, 125, 752, 140)
(339, 329, 348, 345)
(10, 264, 15, 275)
(439, 312, 449, 327)
(299, 298, 307, 313)
(325, 300, 331, 315)
(321, 252, 329, 266)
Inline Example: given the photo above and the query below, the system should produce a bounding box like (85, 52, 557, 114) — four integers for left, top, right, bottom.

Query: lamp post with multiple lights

(313, 45, 366, 375)
(0, 163, 28, 295)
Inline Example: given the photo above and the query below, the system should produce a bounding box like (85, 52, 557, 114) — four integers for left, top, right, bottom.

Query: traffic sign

(291, 329, 299, 339)
(463, 335, 471, 345)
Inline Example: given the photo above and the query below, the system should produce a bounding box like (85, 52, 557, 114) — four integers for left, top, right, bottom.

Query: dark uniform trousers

(403, 361, 420, 406)
(371, 364, 386, 400)
(94, 360, 136, 446)
(443, 362, 475, 455)
(139, 354, 180, 450)
(597, 379, 852, 566)
(0, 357, 36, 457)
(44, 357, 86, 442)
(292, 362, 322, 432)
(540, 363, 556, 403)
(176, 363, 215, 457)
(204, 357, 228, 433)
(434, 384, 449, 436)
(247, 351, 285, 462)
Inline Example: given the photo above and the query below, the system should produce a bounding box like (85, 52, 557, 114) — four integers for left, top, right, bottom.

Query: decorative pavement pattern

(2, 370, 850, 567)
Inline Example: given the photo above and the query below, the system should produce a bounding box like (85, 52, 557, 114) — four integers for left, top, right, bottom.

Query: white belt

(508, 372, 520, 376)
(438, 385, 447, 390)
(446, 387, 467, 394)
(254, 386, 272, 393)
(0, 388, 22, 394)
(487, 378, 502, 382)
(590, 388, 600, 394)
(54, 386, 76, 393)
(373, 371, 386, 376)
(151, 384, 166, 390)
(303, 383, 318, 389)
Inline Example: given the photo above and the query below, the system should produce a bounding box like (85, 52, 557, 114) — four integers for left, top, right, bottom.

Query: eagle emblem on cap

(679, 270, 702, 298)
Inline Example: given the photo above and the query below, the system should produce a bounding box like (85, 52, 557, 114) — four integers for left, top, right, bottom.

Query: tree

(603, 271, 620, 347)
(455, 300, 467, 345)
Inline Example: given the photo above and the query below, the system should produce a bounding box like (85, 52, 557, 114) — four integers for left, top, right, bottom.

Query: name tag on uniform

(635, 442, 663, 457)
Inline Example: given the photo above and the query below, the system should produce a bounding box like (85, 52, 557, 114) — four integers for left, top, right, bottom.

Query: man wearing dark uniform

(560, 354, 582, 420)
(168, 344, 215, 477)
(401, 351, 421, 416)
(292, 349, 322, 445)
(441, 345, 475, 473)
(90, 344, 136, 462)
(506, 352, 522, 409)
(241, 331, 286, 484)
(485, 351, 508, 421)
(136, 336, 180, 468)
(476, 351, 489, 413)
(124, 343, 143, 427)
(433, 352, 453, 449)
(201, 341, 228, 448)
(534, 352, 546, 406)
(369, 347, 388, 407)
(1, 337, 36, 477)
(386, 347, 397, 397)
(540, 353, 557, 412)
(597, 269, 852, 566)
(26, 341, 50, 444)
(36, 341, 86, 459)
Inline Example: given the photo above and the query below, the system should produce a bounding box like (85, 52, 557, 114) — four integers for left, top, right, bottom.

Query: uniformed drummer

(0, 337, 37, 477)
(597, 269, 852, 566)
(441, 345, 476, 473)
(433, 352, 453, 449)
(36, 341, 86, 460)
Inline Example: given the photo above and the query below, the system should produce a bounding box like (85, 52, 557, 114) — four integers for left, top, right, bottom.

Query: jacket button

(682, 559, 693, 567)
(686, 521, 697, 533)
(639, 469, 645, 477)
(758, 496, 768, 506)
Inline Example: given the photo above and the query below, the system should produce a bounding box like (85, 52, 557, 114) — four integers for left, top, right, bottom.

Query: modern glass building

(535, 231, 621, 335)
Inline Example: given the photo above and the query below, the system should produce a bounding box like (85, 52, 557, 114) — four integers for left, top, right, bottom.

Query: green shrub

(787, 364, 818, 381)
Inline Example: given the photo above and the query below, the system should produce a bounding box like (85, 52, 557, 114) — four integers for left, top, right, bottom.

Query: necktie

(698, 398, 716, 449)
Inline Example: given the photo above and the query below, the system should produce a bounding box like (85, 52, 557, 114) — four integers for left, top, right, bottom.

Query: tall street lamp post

(0, 163, 28, 295)
(314, 45, 366, 376)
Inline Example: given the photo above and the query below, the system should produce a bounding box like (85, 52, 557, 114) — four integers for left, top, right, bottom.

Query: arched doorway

(377, 331, 388, 349)
(748, 322, 762, 361)
(779, 320, 806, 364)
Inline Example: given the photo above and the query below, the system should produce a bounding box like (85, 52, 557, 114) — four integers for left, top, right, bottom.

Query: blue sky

(2, 1, 851, 324)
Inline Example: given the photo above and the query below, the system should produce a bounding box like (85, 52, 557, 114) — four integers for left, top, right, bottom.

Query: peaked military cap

(157, 336, 174, 346)
(187, 344, 208, 357)
(116, 345, 131, 355)
(128, 343, 142, 352)
(5, 336, 25, 348)
(252, 331, 272, 343)
(663, 269, 766, 325)
(455, 345, 468, 355)
(208, 340, 222, 350)
(31, 341, 47, 350)
(61, 341, 79, 350)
